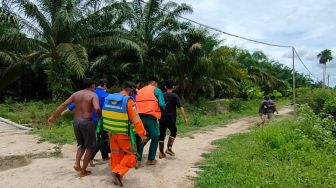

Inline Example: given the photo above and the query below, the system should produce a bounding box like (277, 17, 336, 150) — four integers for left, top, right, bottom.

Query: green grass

(0, 100, 75, 144)
(0, 98, 289, 144)
(196, 117, 336, 188)
(177, 98, 289, 135)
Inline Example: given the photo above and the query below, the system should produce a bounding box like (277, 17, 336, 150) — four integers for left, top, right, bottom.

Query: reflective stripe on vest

(102, 93, 130, 135)
(136, 85, 161, 119)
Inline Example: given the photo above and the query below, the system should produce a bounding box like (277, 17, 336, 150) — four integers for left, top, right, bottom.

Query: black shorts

(73, 119, 96, 149)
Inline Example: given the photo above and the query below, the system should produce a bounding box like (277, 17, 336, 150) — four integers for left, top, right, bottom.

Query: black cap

(148, 76, 159, 82)
(123, 81, 136, 90)
(99, 79, 108, 85)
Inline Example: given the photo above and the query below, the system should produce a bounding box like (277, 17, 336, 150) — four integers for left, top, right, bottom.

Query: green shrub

(323, 96, 336, 118)
(297, 88, 336, 114)
(297, 105, 336, 149)
(228, 98, 243, 112)
(271, 90, 283, 98)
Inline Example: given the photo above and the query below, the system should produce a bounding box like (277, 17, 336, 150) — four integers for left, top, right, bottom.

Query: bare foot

(135, 161, 141, 169)
(89, 160, 95, 167)
(79, 170, 92, 177)
(73, 165, 82, 172)
(146, 160, 158, 165)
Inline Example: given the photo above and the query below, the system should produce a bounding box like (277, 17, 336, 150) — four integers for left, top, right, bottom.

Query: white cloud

(175, 0, 336, 85)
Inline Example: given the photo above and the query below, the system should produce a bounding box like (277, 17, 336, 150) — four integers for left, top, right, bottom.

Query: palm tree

(210, 46, 247, 98)
(317, 49, 333, 87)
(0, 7, 36, 93)
(165, 28, 224, 101)
(126, 0, 193, 76)
(2, 0, 141, 100)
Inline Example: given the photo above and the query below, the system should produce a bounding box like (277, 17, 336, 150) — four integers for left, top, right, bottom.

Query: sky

(175, 0, 336, 86)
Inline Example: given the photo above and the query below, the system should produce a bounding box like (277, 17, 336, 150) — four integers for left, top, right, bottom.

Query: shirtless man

(48, 78, 100, 177)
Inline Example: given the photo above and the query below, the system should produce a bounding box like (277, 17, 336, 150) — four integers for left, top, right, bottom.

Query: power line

(138, 0, 318, 82)
(138, 0, 292, 48)
(294, 48, 319, 81)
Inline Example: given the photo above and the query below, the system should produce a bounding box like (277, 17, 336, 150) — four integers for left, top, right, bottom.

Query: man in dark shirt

(258, 96, 269, 126)
(159, 80, 188, 159)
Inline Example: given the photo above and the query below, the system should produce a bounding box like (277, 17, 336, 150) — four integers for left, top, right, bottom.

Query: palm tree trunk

(325, 64, 327, 87)
(323, 63, 326, 87)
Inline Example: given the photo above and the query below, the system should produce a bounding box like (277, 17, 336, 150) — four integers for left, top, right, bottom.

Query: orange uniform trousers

(110, 134, 137, 178)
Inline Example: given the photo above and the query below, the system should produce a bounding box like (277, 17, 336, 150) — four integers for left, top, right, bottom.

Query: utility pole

(292, 47, 296, 120)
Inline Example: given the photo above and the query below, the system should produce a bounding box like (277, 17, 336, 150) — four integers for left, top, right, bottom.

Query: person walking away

(48, 78, 100, 177)
(267, 96, 278, 122)
(102, 81, 147, 186)
(159, 80, 188, 159)
(135, 76, 165, 167)
(60, 79, 111, 165)
(258, 96, 269, 126)
(91, 79, 110, 164)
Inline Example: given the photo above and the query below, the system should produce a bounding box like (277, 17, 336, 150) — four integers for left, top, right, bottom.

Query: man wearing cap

(135, 76, 166, 167)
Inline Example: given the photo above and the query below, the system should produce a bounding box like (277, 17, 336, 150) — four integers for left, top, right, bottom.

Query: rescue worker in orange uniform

(135, 76, 166, 167)
(102, 81, 147, 186)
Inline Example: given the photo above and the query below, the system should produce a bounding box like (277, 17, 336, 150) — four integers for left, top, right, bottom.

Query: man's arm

(61, 103, 75, 116)
(48, 95, 74, 124)
(175, 95, 188, 124)
(154, 88, 166, 109)
(179, 107, 188, 124)
(127, 99, 147, 143)
(274, 103, 279, 114)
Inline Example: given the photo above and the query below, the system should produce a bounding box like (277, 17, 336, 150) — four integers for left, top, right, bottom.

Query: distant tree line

(0, 0, 313, 102)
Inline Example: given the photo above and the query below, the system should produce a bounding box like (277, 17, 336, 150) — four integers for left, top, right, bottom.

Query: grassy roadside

(196, 107, 336, 187)
(177, 98, 289, 135)
(0, 98, 289, 144)
(0, 100, 75, 144)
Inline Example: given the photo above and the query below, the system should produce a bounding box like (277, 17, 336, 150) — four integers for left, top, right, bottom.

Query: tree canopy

(0, 0, 314, 102)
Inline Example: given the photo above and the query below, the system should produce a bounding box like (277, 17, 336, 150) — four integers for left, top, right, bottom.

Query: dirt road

(0, 107, 292, 188)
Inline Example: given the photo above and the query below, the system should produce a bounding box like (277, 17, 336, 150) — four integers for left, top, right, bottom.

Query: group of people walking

(258, 96, 278, 126)
(47, 76, 188, 186)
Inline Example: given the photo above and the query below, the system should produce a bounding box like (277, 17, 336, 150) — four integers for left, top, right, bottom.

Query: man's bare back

(72, 90, 99, 120)
(48, 78, 101, 177)
(48, 89, 100, 124)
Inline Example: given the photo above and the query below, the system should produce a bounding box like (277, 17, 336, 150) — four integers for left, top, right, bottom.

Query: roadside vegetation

(196, 88, 336, 187)
(1, 0, 313, 103)
(0, 98, 289, 144)
(177, 98, 289, 135)
(0, 0, 311, 144)
(0, 0, 335, 187)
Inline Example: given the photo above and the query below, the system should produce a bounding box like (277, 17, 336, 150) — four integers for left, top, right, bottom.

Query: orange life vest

(136, 85, 161, 119)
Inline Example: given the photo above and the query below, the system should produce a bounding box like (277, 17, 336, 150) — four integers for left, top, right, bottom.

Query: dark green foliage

(0, 0, 312, 102)
(228, 98, 243, 112)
